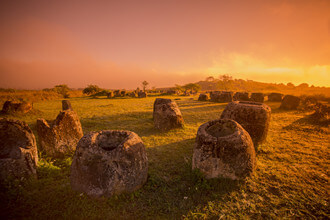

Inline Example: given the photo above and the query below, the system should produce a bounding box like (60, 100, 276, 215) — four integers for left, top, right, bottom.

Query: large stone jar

(36, 110, 83, 157)
(250, 93, 264, 103)
(192, 119, 256, 180)
(233, 92, 250, 101)
(62, 100, 73, 110)
(268, 93, 283, 102)
(2, 101, 33, 114)
(153, 98, 184, 131)
(70, 130, 148, 198)
(0, 118, 38, 181)
(198, 93, 210, 101)
(220, 101, 271, 146)
(280, 95, 301, 110)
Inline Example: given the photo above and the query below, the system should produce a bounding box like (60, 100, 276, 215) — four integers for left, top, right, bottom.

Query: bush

(92, 90, 109, 97)
(54, 85, 70, 98)
(83, 85, 102, 95)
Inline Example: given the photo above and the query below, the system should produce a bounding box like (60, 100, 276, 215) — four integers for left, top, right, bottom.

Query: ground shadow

(283, 113, 329, 130)
(79, 100, 226, 137)
(141, 138, 242, 218)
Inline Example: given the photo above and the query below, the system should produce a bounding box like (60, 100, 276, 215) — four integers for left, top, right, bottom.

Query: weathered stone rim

(95, 130, 137, 151)
(199, 119, 240, 140)
(238, 101, 263, 106)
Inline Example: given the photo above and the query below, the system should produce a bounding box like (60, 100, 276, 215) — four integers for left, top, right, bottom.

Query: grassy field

(1, 95, 329, 219)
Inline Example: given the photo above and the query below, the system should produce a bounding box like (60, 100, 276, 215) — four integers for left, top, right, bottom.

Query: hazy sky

(0, 0, 329, 89)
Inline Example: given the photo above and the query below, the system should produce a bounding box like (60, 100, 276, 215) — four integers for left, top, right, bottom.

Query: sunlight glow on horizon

(0, 0, 329, 89)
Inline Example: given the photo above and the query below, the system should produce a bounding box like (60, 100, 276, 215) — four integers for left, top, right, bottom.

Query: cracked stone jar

(70, 130, 148, 197)
(221, 101, 271, 147)
(192, 119, 256, 180)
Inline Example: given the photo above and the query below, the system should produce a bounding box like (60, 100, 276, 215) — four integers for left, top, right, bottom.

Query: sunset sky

(0, 0, 329, 89)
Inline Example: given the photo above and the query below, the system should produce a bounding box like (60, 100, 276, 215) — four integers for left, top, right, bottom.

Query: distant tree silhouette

(287, 82, 295, 88)
(219, 74, 233, 81)
(298, 83, 309, 88)
(218, 74, 233, 91)
(206, 76, 215, 82)
(183, 83, 201, 93)
(54, 84, 70, 98)
(142, 81, 149, 92)
(83, 85, 101, 95)
(174, 84, 184, 93)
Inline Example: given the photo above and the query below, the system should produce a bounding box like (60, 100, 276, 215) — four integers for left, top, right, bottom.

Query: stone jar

(62, 100, 72, 110)
(2, 101, 33, 114)
(153, 98, 184, 131)
(250, 93, 264, 103)
(192, 119, 256, 180)
(0, 118, 38, 181)
(37, 110, 83, 157)
(220, 101, 271, 146)
(280, 95, 301, 110)
(198, 93, 210, 101)
(268, 93, 283, 102)
(70, 130, 148, 198)
(233, 92, 250, 101)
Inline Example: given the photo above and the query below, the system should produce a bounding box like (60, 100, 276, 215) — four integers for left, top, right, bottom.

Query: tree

(54, 84, 70, 98)
(83, 85, 101, 95)
(142, 81, 149, 92)
(287, 82, 295, 88)
(174, 84, 184, 93)
(219, 74, 233, 81)
(205, 76, 215, 82)
(218, 74, 233, 91)
(183, 83, 201, 93)
(297, 83, 309, 88)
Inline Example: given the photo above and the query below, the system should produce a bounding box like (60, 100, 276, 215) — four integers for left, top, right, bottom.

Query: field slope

(1, 96, 329, 219)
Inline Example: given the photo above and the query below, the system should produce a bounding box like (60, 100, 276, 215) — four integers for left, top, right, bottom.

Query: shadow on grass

(269, 107, 300, 114)
(1, 137, 243, 219)
(139, 138, 242, 218)
(79, 101, 226, 137)
(176, 100, 224, 108)
(0, 109, 43, 118)
(283, 113, 329, 130)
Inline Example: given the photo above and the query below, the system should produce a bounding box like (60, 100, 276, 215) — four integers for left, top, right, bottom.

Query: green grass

(1, 96, 329, 219)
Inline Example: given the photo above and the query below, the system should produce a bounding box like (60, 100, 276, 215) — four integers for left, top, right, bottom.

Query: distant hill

(157, 75, 330, 97)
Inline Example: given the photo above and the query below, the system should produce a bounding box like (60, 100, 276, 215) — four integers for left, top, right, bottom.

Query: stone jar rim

(95, 130, 137, 152)
(198, 119, 240, 140)
(232, 101, 271, 111)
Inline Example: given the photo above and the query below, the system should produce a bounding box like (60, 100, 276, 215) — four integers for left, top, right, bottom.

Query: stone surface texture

(153, 98, 184, 131)
(233, 92, 250, 101)
(268, 93, 283, 102)
(192, 119, 256, 180)
(0, 118, 38, 181)
(221, 101, 271, 146)
(70, 130, 148, 197)
(250, 93, 264, 103)
(198, 93, 210, 101)
(2, 101, 33, 114)
(280, 95, 301, 110)
(210, 91, 233, 103)
(210, 91, 221, 102)
(36, 110, 83, 157)
(62, 100, 72, 110)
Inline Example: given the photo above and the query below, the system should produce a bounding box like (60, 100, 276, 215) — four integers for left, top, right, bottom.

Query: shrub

(83, 85, 102, 95)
